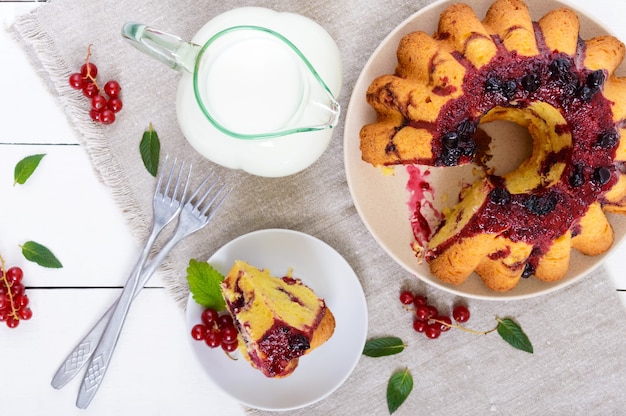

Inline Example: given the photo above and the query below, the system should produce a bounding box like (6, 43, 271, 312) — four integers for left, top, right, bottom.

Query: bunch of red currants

(68, 46, 122, 124)
(0, 264, 32, 329)
(399, 290, 470, 339)
(190, 308, 239, 353)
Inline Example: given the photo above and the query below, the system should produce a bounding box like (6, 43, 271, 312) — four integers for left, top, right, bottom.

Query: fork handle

(51, 232, 184, 390)
(73, 228, 187, 408)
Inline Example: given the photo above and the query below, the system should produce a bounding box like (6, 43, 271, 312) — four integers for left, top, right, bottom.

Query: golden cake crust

(360, 0, 626, 291)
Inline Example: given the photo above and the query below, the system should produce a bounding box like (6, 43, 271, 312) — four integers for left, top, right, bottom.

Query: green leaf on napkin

(186, 259, 226, 311)
(20, 241, 63, 268)
(14, 153, 46, 186)
(387, 368, 413, 414)
(140, 123, 160, 177)
(363, 336, 406, 357)
(497, 318, 533, 353)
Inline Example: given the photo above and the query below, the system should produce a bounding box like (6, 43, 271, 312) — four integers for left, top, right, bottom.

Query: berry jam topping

(569, 164, 585, 187)
(596, 131, 619, 148)
(592, 167, 612, 185)
(523, 193, 558, 216)
(258, 324, 311, 377)
(489, 187, 511, 205)
(521, 73, 541, 92)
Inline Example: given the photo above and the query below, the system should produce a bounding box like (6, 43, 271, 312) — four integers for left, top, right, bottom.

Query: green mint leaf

(20, 241, 63, 268)
(14, 154, 46, 185)
(140, 123, 160, 177)
(497, 318, 533, 353)
(363, 336, 406, 357)
(387, 368, 413, 414)
(186, 259, 226, 311)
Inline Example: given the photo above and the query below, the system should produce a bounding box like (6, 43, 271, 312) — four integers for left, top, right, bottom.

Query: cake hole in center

(479, 120, 533, 176)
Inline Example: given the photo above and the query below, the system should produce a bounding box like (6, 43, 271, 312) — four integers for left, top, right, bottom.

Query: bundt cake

(220, 260, 335, 378)
(359, 0, 626, 291)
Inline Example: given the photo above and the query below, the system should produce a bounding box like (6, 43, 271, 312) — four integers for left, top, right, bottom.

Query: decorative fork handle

(74, 225, 190, 408)
(50, 236, 175, 390)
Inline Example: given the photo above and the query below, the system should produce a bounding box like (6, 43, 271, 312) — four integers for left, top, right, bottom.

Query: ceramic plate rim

(185, 228, 368, 411)
(344, 0, 626, 301)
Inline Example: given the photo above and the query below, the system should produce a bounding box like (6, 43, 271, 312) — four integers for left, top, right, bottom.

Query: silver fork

(50, 155, 189, 389)
(75, 173, 231, 409)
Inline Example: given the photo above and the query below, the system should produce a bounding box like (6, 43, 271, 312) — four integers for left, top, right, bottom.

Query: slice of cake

(220, 260, 335, 378)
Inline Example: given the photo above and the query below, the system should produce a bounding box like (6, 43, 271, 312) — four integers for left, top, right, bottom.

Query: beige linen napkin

(10, 0, 626, 414)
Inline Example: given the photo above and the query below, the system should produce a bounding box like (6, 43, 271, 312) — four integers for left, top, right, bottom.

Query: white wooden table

(1, 1, 624, 415)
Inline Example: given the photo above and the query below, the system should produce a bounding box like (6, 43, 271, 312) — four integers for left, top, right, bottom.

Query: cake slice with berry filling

(220, 260, 335, 378)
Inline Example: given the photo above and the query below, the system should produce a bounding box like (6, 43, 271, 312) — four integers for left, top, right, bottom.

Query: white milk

(200, 34, 304, 135)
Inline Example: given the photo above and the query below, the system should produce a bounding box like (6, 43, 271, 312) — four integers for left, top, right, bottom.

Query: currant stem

(0, 255, 20, 321)
(83, 44, 101, 92)
(431, 318, 498, 335)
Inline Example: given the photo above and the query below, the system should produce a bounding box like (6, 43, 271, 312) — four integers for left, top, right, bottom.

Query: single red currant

(221, 339, 238, 352)
(452, 305, 471, 323)
(99, 109, 116, 125)
(6, 317, 19, 329)
(80, 62, 98, 78)
(69, 73, 86, 89)
(399, 290, 414, 305)
(18, 307, 32, 321)
(82, 82, 99, 98)
(103, 80, 121, 98)
(6, 267, 23, 283)
(191, 324, 208, 341)
(107, 97, 123, 113)
(220, 326, 238, 344)
(427, 305, 439, 319)
(424, 323, 441, 339)
(204, 330, 222, 348)
(201, 308, 219, 327)
(91, 95, 107, 111)
(413, 319, 427, 333)
(436, 316, 452, 332)
(89, 109, 102, 122)
(413, 294, 428, 307)
(415, 305, 431, 321)
(217, 314, 234, 329)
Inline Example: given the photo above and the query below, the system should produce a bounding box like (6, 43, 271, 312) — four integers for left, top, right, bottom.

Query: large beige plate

(344, 0, 626, 300)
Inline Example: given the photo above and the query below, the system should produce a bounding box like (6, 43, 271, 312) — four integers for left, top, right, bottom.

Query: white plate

(185, 228, 368, 411)
(344, 0, 626, 300)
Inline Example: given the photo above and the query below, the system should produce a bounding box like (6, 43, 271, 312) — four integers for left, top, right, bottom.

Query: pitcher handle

(121, 22, 199, 73)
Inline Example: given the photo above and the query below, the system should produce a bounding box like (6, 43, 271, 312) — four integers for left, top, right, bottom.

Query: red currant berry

(221, 339, 238, 352)
(80, 62, 98, 78)
(204, 330, 222, 348)
(89, 109, 102, 122)
(452, 305, 471, 323)
(436, 316, 452, 332)
(15, 295, 29, 308)
(413, 319, 427, 333)
(413, 294, 428, 307)
(6, 317, 19, 329)
(0, 310, 8, 321)
(103, 80, 121, 98)
(6, 267, 23, 283)
(217, 314, 234, 329)
(0, 294, 8, 310)
(69, 73, 86, 89)
(201, 308, 219, 327)
(415, 305, 431, 321)
(190, 324, 208, 341)
(107, 97, 123, 113)
(427, 305, 439, 319)
(220, 326, 238, 344)
(424, 323, 441, 339)
(9, 283, 24, 298)
(82, 82, 99, 98)
(99, 109, 116, 124)
(91, 94, 107, 111)
(18, 307, 32, 321)
(399, 290, 414, 305)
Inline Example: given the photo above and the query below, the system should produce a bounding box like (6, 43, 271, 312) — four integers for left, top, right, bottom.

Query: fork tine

(200, 184, 231, 217)
(154, 154, 171, 196)
(171, 162, 192, 204)
(193, 179, 220, 209)
(184, 173, 213, 204)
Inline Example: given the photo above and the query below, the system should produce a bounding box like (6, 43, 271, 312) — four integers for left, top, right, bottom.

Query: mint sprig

(186, 259, 226, 311)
